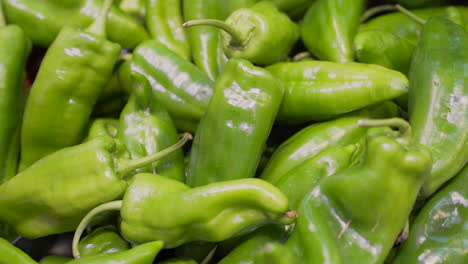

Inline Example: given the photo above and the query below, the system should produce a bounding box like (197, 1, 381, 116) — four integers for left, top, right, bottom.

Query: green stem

(361, 5, 398, 23)
(395, 4, 426, 25)
(183, 19, 243, 46)
(357, 118, 412, 141)
(72, 200, 123, 258)
(0, 1, 6, 26)
(117, 132, 192, 176)
(86, 0, 114, 36)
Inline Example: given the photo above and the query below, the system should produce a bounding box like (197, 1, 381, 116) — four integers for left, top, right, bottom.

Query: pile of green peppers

(0, 0, 466, 263)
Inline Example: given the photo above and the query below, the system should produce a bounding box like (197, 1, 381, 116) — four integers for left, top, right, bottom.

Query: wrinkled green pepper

(73, 173, 296, 252)
(186, 58, 283, 187)
(409, 16, 468, 197)
(285, 118, 432, 264)
(119, 73, 185, 181)
(119, 40, 214, 133)
(301, 0, 364, 62)
(0, 133, 190, 238)
(78, 226, 130, 257)
(260, 102, 398, 184)
(2, 0, 148, 49)
(266, 61, 408, 123)
(184, 2, 299, 65)
(0, 237, 38, 264)
(19, 0, 121, 170)
(392, 165, 467, 264)
(67, 241, 164, 264)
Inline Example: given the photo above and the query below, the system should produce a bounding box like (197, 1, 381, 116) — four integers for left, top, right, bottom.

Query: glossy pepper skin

(285, 119, 432, 264)
(2, 0, 148, 49)
(260, 102, 398, 184)
(0, 3, 30, 183)
(73, 173, 295, 251)
(186, 58, 284, 187)
(19, 1, 121, 170)
(0, 237, 38, 264)
(78, 226, 130, 257)
(266, 61, 408, 123)
(67, 241, 164, 264)
(118, 73, 185, 181)
(409, 17, 468, 198)
(301, 0, 364, 62)
(146, 0, 190, 60)
(184, 2, 299, 65)
(392, 165, 468, 264)
(119, 40, 214, 133)
(0, 133, 189, 238)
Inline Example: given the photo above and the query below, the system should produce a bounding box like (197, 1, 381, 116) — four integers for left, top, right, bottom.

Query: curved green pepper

(301, 0, 364, 62)
(184, 2, 299, 65)
(285, 118, 432, 264)
(260, 102, 398, 184)
(392, 165, 467, 264)
(186, 58, 283, 187)
(266, 61, 408, 123)
(0, 134, 190, 238)
(0, 237, 38, 264)
(67, 241, 164, 264)
(40, 256, 72, 264)
(408, 16, 468, 197)
(78, 226, 130, 257)
(120, 40, 214, 133)
(118, 73, 185, 181)
(19, 0, 121, 170)
(3, 0, 148, 49)
(73, 173, 296, 252)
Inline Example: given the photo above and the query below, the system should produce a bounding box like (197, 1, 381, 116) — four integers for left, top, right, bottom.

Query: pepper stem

(0, 1, 6, 26)
(86, 0, 114, 36)
(277, 210, 298, 225)
(395, 4, 426, 25)
(358, 118, 412, 141)
(117, 132, 192, 176)
(72, 200, 123, 258)
(183, 19, 243, 46)
(361, 5, 398, 22)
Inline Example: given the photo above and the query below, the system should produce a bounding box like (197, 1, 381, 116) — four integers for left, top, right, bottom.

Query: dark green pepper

(19, 0, 121, 170)
(217, 0, 258, 20)
(408, 16, 468, 197)
(40, 256, 72, 264)
(72, 173, 296, 252)
(0, 133, 190, 238)
(183, 2, 299, 65)
(118, 73, 185, 181)
(264, 0, 314, 14)
(301, 0, 364, 62)
(119, 40, 214, 133)
(158, 258, 197, 264)
(392, 165, 468, 264)
(395, 0, 447, 9)
(78, 226, 130, 257)
(260, 102, 399, 184)
(266, 61, 408, 123)
(186, 58, 283, 187)
(0, 237, 38, 264)
(2, 0, 148, 49)
(284, 118, 432, 264)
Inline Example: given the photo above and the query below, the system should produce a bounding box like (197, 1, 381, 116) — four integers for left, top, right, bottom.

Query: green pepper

(0, 237, 38, 264)
(67, 241, 164, 264)
(217, 0, 258, 20)
(0, 133, 190, 238)
(158, 258, 197, 264)
(19, 0, 121, 170)
(285, 118, 432, 264)
(118, 72, 185, 181)
(73, 173, 296, 252)
(119, 40, 214, 133)
(392, 165, 467, 264)
(78, 226, 130, 257)
(2, 0, 148, 49)
(260, 102, 398, 184)
(186, 58, 283, 187)
(146, 0, 190, 60)
(301, 0, 364, 62)
(119, 0, 146, 19)
(394, 0, 447, 9)
(266, 61, 408, 123)
(264, 0, 314, 14)
(40, 256, 72, 264)
(86, 118, 120, 140)
(0, 1, 30, 183)
(408, 16, 468, 198)
(183, 2, 299, 65)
